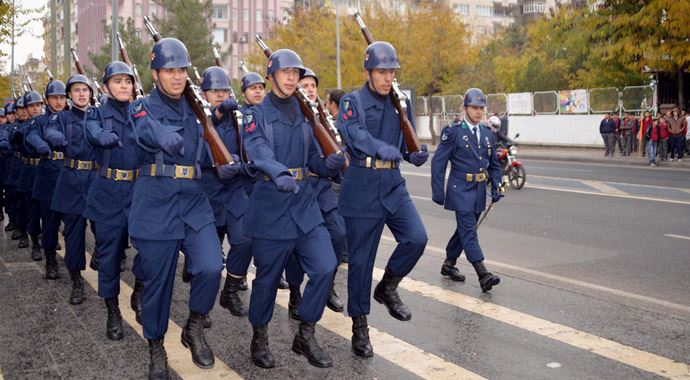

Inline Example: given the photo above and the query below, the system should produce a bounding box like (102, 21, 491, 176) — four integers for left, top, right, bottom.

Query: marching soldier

(0, 103, 17, 230)
(241, 49, 344, 368)
(45, 74, 98, 305)
(240, 71, 266, 108)
(128, 38, 223, 379)
(431, 88, 503, 292)
(25, 80, 68, 280)
(337, 41, 429, 357)
(7, 96, 29, 246)
(198, 66, 252, 317)
(285, 67, 346, 320)
(16, 91, 46, 261)
(82, 61, 138, 340)
(0, 107, 6, 221)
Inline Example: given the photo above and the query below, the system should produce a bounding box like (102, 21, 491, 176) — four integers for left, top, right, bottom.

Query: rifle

(142, 16, 234, 167)
(254, 34, 343, 166)
(239, 60, 249, 74)
(70, 48, 99, 106)
(192, 66, 202, 87)
(211, 46, 247, 162)
(24, 74, 34, 91)
(92, 77, 105, 95)
(117, 32, 145, 99)
(45, 68, 55, 82)
(353, 12, 421, 153)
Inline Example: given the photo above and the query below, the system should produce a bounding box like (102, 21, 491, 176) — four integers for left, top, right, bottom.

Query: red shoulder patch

(134, 110, 147, 118)
(244, 122, 256, 133)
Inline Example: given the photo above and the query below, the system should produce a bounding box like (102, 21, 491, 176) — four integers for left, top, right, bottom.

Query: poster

(559, 89, 588, 114)
(508, 92, 532, 115)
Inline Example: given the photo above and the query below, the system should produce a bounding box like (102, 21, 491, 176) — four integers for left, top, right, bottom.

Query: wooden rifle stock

(117, 32, 145, 99)
(142, 16, 233, 167)
(70, 48, 100, 106)
(353, 12, 421, 153)
(254, 34, 343, 166)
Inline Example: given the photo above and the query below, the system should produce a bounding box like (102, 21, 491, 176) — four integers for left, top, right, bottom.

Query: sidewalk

(516, 145, 690, 168)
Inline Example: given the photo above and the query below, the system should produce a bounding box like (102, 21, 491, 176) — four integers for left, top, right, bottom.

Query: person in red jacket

(639, 112, 653, 157)
(646, 118, 660, 166)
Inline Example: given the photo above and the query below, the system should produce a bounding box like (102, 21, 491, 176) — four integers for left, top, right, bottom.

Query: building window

(135, 3, 142, 17)
(232, 7, 238, 19)
(232, 31, 238, 43)
(212, 28, 227, 44)
(256, 9, 262, 21)
(148, 7, 156, 18)
(213, 5, 227, 20)
(523, 1, 546, 14)
(243, 8, 249, 21)
(476, 5, 493, 17)
(453, 4, 469, 15)
(267, 10, 275, 20)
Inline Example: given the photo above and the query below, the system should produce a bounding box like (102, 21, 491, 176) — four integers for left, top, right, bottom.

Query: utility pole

(111, 0, 118, 61)
(335, 0, 341, 89)
(50, 0, 57, 75)
(10, 0, 15, 96)
(64, 0, 71, 78)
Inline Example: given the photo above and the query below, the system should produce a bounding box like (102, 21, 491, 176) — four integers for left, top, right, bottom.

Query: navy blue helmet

(241, 72, 265, 93)
(24, 91, 43, 105)
(151, 38, 191, 69)
(300, 67, 319, 87)
(15, 96, 25, 108)
(266, 49, 304, 78)
(103, 61, 134, 84)
(463, 88, 487, 108)
(66, 74, 94, 97)
(5, 103, 15, 114)
(363, 41, 400, 70)
(201, 66, 231, 91)
(45, 80, 67, 97)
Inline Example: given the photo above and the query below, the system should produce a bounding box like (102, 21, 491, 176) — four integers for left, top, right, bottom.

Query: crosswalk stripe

(366, 266, 690, 379)
(243, 272, 485, 380)
(59, 247, 243, 380)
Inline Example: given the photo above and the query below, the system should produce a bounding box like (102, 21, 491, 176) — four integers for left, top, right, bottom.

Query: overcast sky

(1, 0, 45, 74)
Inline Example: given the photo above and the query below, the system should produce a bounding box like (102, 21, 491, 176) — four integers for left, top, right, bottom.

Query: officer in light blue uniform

(285, 67, 346, 319)
(128, 37, 223, 379)
(16, 91, 46, 261)
(198, 66, 252, 318)
(0, 104, 17, 231)
(83, 61, 139, 341)
(6, 97, 29, 246)
(242, 49, 344, 369)
(337, 41, 429, 358)
(431, 88, 503, 292)
(25, 81, 68, 279)
(46, 74, 98, 305)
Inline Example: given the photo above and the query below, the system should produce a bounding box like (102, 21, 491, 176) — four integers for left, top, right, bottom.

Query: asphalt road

(1, 158, 689, 379)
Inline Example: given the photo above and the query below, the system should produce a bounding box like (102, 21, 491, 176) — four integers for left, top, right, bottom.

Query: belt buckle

(114, 169, 131, 181)
(175, 165, 194, 179)
(289, 168, 303, 180)
(365, 156, 373, 168)
(466, 173, 473, 182)
(480, 173, 487, 182)
(77, 161, 91, 170)
(380, 160, 393, 169)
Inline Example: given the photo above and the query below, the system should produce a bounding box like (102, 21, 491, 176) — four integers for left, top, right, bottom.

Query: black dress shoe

(219, 276, 248, 317)
(181, 311, 215, 369)
(472, 260, 501, 292)
(373, 270, 411, 321)
(440, 259, 466, 282)
(292, 321, 333, 368)
(326, 286, 344, 312)
(351, 315, 373, 357)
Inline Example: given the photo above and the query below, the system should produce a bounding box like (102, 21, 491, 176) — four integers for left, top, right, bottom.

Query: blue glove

(409, 144, 429, 166)
(218, 98, 239, 117)
(376, 145, 402, 161)
(275, 175, 299, 194)
(97, 131, 119, 148)
(159, 132, 185, 156)
(325, 152, 346, 170)
(491, 191, 504, 203)
(44, 129, 67, 147)
(0, 140, 10, 151)
(218, 163, 241, 179)
(37, 144, 51, 155)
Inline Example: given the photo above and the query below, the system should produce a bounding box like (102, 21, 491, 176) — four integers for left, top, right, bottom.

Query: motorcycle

(496, 133, 526, 190)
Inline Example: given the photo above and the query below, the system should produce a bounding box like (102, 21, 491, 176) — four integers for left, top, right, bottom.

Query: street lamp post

(111, 0, 118, 61)
(335, 0, 341, 89)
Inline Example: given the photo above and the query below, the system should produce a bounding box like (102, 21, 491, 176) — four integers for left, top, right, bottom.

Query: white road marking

(525, 184, 690, 205)
(580, 180, 628, 195)
(664, 234, 690, 241)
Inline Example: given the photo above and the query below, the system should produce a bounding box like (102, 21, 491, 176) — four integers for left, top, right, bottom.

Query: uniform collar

(359, 83, 387, 110)
(148, 88, 187, 121)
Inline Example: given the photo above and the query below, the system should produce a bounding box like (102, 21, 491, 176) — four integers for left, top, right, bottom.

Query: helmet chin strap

(271, 73, 290, 98)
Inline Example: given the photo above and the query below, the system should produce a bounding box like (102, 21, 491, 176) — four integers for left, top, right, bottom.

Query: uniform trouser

(445, 211, 484, 263)
(623, 134, 633, 155)
(15, 191, 30, 233)
(345, 200, 428, 317)
(669, 136, 684, 159)
(4, 185, 16, 224)
(40, 200, 61, 251)
(131, 223, 223, 340)
(95, 223, 128, 299)
(0, 183, 4, 214)
(222, 213, 252, 277)
(249, 225, 336, 326)
(62, 213, 87, 272)
(286, 208, 347, 286)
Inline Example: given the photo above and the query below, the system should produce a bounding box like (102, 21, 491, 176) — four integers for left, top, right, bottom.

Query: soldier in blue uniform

(25, 80, 68, 280)
(284, 67, 346, 319)
(198, 66, 252, 317)
(7, 96, 30, 246)
(128, 38, 223, 379)
(46, 74, 98, 305)
(337, 41, 429, 358)
(0, 107, 6, 222)
(0, 104, 17, 230)
(242, 49, 344, 369)
(16, 91, 46, 261)
(82, 61, 139, 341)
(240, 71, 266, 108)
(431, 88, 503, 292)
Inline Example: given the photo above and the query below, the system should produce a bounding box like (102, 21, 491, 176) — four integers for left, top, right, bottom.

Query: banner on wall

(559, 89, 589, 114)
(508, 92, 532, 115)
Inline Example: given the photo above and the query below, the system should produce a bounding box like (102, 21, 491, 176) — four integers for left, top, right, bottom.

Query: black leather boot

(373, 270, 411, 321)
(131, 278, 143, 325)
(326, 270, 344, 312)
(4, 222, 15, 232)
(351, 315, 373, 357)
(181, 310, 215, 369)
(44, 250, 60, 280)
(288, 285, 301, 320)
(105, 297, 124, 340)
(56, 242, 62, 251)
(278, 275, 289, 289)
(251, 325, 274, 368)
(11, 229, 21, 239)
(181, 259, 191, 283)
(292, 321, 333, 368)
(148, 338, 168, 380)
(17, 232, 28, 248)
(219, 275, 248, 316)
(238, 276, 248, 291)
(202, 315, 212, 329)
(119, 254, 127, 272)
(472, 260, 500, 292)
(89, 251, 99, 271)
(69, 271, 84, 305)
(30, 235, 43, 261)
(441, 258, 466, 282)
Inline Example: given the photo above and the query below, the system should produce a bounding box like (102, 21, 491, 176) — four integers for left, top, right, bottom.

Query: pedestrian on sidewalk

(683, 110, 690, 155)
(630, 113, 639, 153)
(646, 118, 660, 167)
(612, 114, 623, 155)
(620, 112, 634, 156)
(658, 115, 670, 161)
(666, 108, 685, 161)
(599, 113, 616, 157)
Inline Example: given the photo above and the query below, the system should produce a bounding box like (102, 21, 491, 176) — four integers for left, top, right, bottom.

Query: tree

(89, 18, 154, 91)
(0, 1, 44, 59)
